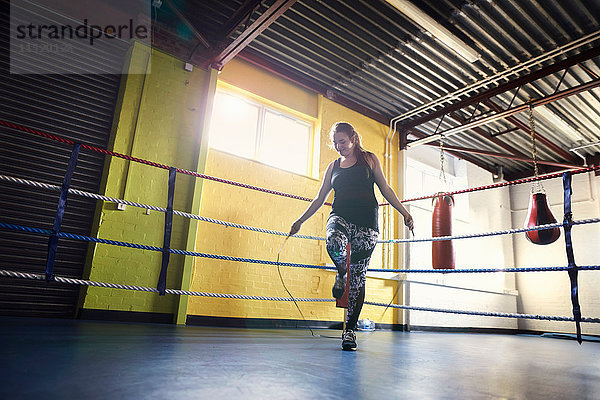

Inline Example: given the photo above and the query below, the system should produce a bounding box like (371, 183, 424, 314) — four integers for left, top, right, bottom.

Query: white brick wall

(511, 172, 600, 335)
(406, 148, 518, 330)
(405, 157, 600, 335)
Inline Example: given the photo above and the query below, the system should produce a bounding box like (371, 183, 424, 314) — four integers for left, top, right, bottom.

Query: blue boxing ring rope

(2, 218, 600, 326)
(1, 121, 600, 337)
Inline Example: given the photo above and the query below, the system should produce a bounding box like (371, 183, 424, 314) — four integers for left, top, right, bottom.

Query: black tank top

(329, 157, 379, 231)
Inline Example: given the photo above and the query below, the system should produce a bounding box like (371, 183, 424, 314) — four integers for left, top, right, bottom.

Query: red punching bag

(524, 192, 560, 245)
(524, 105, 560, 245)
(432, 194, 455, 269)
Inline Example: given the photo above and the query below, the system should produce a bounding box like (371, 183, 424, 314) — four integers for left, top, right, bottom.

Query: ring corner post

(562, 171, 582, 344)
(46, 142, 81, 282)
(157, 167, 177, 296)
(175, 67, 219, 325)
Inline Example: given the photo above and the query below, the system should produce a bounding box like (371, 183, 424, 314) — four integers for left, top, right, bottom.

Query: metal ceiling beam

(504, 165, 566, 181)
(490, 127, 520, 137)
(408, 127, 499, 174)
(208, 0, 297, 70)
(440, 149, 495, 174)
(483, 99, 578, 163)
(164, 0, 210, 48)
(217, 0, 263, 39)
(427, 143, 581, 169)
(401, 45, 600, 129)
(446, 112, 532, 160)
(408, 112, 529, 160)
(407, 77, 600, 149)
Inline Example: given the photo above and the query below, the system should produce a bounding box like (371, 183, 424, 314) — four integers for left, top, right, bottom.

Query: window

(208, 91, 259, 159)
(208, 89, 315, 176)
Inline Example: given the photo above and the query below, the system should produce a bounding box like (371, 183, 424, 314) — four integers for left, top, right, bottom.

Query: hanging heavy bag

(432, 194, 455, 269)
(524, 192, 560, 245)
(523, 104, 560, 245)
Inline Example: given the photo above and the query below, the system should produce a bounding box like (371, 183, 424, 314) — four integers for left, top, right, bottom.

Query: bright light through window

(209, 92, 259, 159)
(259, 110, 310, 175)
(208, 89, 314, 176)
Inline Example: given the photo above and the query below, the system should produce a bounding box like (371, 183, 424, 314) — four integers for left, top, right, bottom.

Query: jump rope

(275, 236, 337, 338)
(275, 228, 414, 339)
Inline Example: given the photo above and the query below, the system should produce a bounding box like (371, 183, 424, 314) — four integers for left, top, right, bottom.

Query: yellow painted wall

(218, 58, 318, 118)
(82, 42, 210, 316)
(187, 59, 403, 326)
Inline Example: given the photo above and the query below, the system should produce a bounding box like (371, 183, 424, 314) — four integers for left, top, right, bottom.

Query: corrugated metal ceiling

(158, 0, 600, 179)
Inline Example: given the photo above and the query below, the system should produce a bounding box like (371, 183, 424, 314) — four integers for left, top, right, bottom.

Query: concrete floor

(1, 317, 599, 400)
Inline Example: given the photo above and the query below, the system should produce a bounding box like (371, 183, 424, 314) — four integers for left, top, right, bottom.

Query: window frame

(208, 83, 319, 178)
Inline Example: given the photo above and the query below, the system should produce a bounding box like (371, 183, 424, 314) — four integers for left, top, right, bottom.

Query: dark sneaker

(332, 272, 347, 299)
(341, 329, 357, 351)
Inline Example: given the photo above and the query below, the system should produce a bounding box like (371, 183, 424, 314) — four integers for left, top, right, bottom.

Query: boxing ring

(2, 119, 600, 398)
(2, 118, 600, 335)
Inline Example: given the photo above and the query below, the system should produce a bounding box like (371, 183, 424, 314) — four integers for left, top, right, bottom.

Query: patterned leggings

(326, 215, 378, 330)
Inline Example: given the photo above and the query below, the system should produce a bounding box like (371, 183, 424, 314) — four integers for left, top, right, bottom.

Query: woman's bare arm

(289, 161, 335, 235)
(369, 153, 414, 230)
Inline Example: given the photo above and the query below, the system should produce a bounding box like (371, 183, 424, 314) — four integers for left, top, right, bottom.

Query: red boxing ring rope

(0, 119, 324, 204)
(2, 119, 598, 206)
